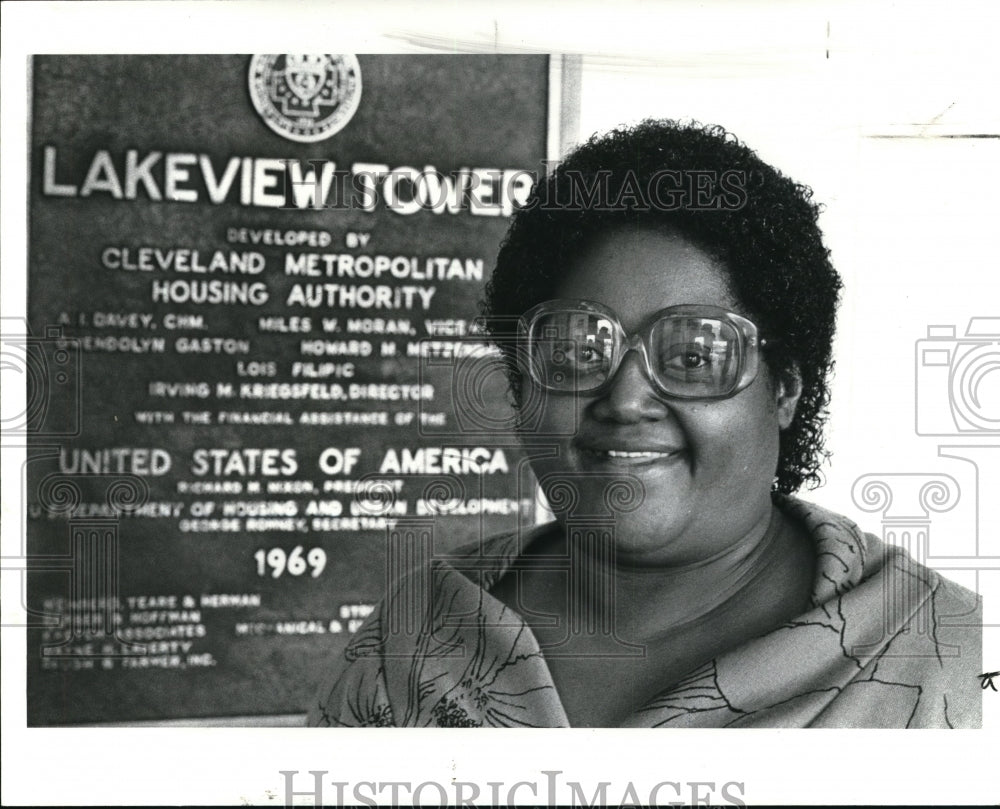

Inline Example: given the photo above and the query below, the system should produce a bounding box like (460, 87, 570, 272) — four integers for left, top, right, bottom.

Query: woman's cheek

(518, 391, 584, 444)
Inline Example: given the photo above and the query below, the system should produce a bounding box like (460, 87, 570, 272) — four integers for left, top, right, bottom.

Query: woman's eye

(540, 340, 607, 369)
(548, 341, 604, 367)
(663, 344, 712, 372)
(577, 344, 604, 364)
(682, 350, 708, 368)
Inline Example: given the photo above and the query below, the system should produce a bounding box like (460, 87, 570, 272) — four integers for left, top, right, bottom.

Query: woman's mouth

(581, 448, 683, 467)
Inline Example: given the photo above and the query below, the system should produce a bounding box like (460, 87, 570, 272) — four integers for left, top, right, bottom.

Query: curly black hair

(482, 119, 842, 494)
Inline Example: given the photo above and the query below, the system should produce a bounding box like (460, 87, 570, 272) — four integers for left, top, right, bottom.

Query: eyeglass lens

(529, 309, 741, 395)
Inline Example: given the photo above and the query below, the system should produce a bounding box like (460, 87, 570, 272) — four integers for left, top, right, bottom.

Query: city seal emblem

(248, 55, 362, 143)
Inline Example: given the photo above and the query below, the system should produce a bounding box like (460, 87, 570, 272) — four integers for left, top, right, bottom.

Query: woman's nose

(589, 349, 670, 423)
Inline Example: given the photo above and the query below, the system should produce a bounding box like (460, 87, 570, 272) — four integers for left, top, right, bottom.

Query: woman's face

(520, 226, 800, 565)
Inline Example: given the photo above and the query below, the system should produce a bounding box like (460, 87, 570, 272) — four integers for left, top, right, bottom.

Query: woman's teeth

(601, 450, 672, 458)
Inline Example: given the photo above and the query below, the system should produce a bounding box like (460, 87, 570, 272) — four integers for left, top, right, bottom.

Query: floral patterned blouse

(309, 496, 982, 727)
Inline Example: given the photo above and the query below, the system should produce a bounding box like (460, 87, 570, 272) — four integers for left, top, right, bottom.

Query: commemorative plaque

(25, 54, 552, 724)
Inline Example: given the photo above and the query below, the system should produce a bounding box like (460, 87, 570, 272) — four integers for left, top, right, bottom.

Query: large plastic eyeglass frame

(518, 298, 769, 400)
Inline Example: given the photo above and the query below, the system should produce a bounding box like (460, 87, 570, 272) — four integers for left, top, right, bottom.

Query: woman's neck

(560, 506, 795, 640)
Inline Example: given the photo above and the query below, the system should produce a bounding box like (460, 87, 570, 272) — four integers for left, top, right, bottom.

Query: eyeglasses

(519, 299, 770, 400)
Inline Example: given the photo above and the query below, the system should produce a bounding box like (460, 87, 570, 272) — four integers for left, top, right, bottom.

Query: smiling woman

(309, 119, 983, 728)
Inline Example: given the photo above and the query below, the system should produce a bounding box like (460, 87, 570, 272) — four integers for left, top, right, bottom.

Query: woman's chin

(549, 505, 693, 559)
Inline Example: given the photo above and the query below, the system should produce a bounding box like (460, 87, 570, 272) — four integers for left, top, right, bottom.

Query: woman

(310, 120, 981, 727)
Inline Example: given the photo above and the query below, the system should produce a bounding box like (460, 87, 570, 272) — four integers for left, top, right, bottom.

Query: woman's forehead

(553, 226, 738, 326)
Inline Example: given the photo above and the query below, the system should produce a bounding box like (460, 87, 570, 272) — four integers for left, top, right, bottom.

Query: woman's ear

(775, 363, 803, 430)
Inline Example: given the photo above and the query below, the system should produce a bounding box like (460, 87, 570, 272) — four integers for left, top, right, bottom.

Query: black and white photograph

(2, 1, 997, 805)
